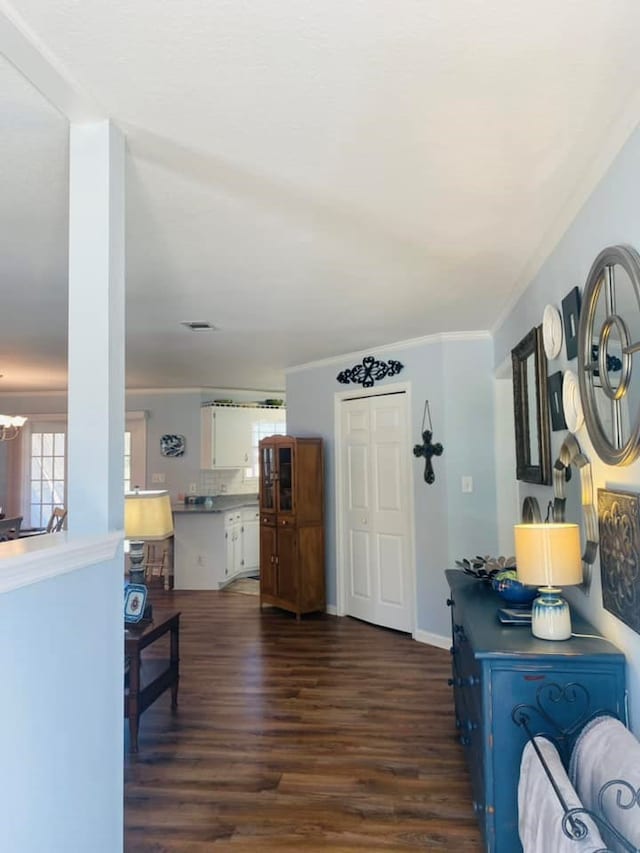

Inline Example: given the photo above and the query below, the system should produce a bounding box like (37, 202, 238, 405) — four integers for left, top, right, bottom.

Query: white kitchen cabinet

(201, 407, 253, 468)
(201, 405, 287, 469)
(241, 507, 260, 573)
(224, 511, 243, 581)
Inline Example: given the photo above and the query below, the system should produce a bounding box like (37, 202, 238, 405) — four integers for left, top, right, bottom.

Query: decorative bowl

(455, 555, 516, 584)
(491, 570, 537, 606)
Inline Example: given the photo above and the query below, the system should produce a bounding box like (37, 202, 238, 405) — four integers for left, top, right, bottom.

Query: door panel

(378, 533, 404, 605)
(375, 443, 402, 511)
(276, 525, 297, 603)
(347, 444, 369, 509)
(349, 529, 371, 599)
(260, 524, 277, 596)
(341, 393, 412, 633)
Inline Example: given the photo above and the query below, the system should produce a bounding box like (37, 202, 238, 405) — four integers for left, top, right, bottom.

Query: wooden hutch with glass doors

(258, 435, 325, 618)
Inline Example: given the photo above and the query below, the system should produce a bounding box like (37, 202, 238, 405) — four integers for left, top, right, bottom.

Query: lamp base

(531, 587, 572, 641)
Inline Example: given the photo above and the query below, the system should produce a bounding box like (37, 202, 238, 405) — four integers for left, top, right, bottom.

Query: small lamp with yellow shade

(513, 523, 582, 641)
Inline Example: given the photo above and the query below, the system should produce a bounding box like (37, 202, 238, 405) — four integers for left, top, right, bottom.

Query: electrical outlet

(151, 473, 165, 483)
(462, 476, 473, 493)
(188, 482, 198, 494)
(219, 483, 227, 493)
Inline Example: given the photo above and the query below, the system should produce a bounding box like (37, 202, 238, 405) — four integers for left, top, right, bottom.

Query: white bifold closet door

(341, 392, 412, 633)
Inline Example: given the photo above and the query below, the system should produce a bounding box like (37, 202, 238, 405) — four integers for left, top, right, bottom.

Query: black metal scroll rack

(512, 682, 640, 852)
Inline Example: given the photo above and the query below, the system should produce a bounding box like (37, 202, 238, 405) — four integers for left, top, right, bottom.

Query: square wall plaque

(562, 286, 581, 360)
(598, 488, 640, 634)
(548, 371, 567, 431)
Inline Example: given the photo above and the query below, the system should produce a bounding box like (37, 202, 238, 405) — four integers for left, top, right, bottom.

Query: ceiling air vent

(180, 321, 218, 331)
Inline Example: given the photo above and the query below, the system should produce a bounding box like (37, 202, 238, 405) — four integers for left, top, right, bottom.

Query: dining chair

(19, 507, 67, 537)
(0, 516, 23, 541)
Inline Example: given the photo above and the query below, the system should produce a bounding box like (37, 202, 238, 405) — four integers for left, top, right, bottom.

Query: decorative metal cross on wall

(413, 401, 443, 484)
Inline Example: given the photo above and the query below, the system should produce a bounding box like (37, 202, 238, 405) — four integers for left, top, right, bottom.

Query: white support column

(67, 121, 125, 537)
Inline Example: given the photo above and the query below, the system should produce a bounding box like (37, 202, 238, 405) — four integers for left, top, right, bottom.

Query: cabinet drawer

(224, 511, 242, 527)
(277, 515, 296, 528)
(260, 514, 276, 527)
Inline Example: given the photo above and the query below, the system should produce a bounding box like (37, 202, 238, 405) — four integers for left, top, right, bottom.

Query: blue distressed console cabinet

(445, 569, 627, 853)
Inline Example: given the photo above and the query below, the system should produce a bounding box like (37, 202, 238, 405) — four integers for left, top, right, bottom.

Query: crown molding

(286, 330, 492, 374)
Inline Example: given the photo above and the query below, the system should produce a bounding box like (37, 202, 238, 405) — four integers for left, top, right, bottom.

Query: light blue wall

(0, 388, 285, 508)
(127, 390, 203, 495)
(494, 123, 640, 734)
(286, 334, 498, 638)
(0, 555, 123, 851)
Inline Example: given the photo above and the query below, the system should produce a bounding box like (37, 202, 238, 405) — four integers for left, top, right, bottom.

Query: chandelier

(0, 415, 27, 441)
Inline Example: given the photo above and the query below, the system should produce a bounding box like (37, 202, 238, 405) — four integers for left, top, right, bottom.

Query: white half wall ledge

(0, 531, 121, 594)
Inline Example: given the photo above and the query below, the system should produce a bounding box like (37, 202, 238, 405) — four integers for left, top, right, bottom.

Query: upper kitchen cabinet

(201, 405, 286, 469)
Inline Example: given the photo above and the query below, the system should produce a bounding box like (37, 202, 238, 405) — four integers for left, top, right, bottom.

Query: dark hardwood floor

(124, 589, 482, 852)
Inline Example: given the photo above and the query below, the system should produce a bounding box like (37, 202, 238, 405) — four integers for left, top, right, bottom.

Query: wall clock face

(160, 434, 186, 457)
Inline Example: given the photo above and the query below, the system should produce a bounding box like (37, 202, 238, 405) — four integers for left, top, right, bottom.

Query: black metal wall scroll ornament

(413, 400, 443, 484)
(336, 355, 404, 388)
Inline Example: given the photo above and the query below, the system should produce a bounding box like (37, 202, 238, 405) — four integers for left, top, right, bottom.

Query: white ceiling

(3, 0, 640, 392)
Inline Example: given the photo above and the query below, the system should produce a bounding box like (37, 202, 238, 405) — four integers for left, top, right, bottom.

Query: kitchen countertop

(172, 494, 258, 514)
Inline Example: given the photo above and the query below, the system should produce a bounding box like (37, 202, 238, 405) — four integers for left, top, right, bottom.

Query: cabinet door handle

(446, 598, 454, 607)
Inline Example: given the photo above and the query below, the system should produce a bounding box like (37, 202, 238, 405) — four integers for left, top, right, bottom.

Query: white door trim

(334, 381, 417, 636)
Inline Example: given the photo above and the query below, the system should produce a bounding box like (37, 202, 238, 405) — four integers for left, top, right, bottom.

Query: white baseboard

(325, 603, 338, 615)
(414, 629, 450, 650)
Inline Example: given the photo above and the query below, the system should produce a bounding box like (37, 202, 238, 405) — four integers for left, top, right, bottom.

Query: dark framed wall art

(562, 286, 581, 360)
(598, 487, 640, 634)
(511, 325, 552, 485)
(548, 370, 567, 431)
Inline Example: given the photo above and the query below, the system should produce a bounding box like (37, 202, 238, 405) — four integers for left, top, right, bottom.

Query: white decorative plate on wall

(562, 370, 584, 432)
(542, 304, 563, 359)
(160, 433, 186, 457)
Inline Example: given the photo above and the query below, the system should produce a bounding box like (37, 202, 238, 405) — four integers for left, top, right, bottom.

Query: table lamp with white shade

(125, 489, 174, 585)
(513, 523, 582, 641)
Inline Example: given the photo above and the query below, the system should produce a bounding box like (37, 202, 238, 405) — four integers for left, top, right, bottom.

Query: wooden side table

(125, 611, 180, 752)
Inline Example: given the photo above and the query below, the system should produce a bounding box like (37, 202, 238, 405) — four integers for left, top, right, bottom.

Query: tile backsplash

(199, 468, 257, 496)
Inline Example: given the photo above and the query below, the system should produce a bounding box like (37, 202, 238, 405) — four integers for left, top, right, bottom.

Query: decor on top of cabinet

(336, 355, 403, 388)
(562, 370, 584, 433)
(160, 434, 186, 457)
(598, 487, 640, 634)
(552, 433, 598, 592)
(547, 371, 567, 431)
(578, 244, 640, 467)
(521, 496, 542, 523)
(491, 569, 537, 606)
(561, 286, 581, 360)
(512, 325, 552, 485)
(454, 554, 515, 583)
(542, 304, 563, 360)
(412, 400, 443, 484)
